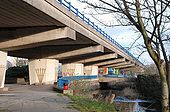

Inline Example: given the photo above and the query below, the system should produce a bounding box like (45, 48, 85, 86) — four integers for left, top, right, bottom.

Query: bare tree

(144, 63, 159, 75)
(15, 57, 28, 67)
(79, 0, 170, 111)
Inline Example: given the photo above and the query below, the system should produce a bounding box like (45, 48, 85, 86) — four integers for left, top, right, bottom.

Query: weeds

(68, 95, 117, 112)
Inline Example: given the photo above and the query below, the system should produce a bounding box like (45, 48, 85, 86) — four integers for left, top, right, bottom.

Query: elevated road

(0, 0, 143, 68)
(0, 0, 146, 87)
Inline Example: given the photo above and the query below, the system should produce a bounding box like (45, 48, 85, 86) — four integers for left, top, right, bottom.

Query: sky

(66, 0, 154, 64)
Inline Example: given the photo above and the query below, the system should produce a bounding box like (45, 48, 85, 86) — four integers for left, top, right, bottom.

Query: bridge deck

(0, 0, 143, 68)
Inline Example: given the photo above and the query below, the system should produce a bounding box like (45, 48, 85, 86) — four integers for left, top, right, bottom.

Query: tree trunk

(168, 57, 170, 92)
(159, 65, 169, 112)
(168, 58, 170, 110)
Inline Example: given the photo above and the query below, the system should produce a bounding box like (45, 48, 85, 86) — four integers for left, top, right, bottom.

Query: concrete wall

(84, 66, 98, 75)
(62, 63, 84, 76)
(29, 59, 58, 85)
(0, 51, 7, 88)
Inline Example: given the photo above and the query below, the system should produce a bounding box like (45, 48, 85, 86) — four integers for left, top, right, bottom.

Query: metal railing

(57, 0, 143, 65)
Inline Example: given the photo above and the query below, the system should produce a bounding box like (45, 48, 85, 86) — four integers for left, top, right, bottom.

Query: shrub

(68, 95, 117, 112)
(6, 65, 29, 81)
(137, 75, 161, 100)
(121, 87, 138, 99)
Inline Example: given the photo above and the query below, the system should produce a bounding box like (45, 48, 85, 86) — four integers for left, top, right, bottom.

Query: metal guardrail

(57, 0, 143, 65)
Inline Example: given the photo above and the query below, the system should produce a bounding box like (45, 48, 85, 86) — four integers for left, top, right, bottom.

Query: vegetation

(79, 0, 170, 111)
(69, 80, 99, 97)
(68, 95, 117, 112)
(6, 65, 29, 81)
(68, 79, 138, 111)
(137, 75, 161, 100)
(143, 64, 159, 75)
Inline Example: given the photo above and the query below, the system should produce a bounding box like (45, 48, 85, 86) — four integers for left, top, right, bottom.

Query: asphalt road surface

(0, 84, 79, 112)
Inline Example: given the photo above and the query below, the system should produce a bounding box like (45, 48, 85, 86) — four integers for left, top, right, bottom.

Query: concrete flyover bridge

(0, 0, 144, 89)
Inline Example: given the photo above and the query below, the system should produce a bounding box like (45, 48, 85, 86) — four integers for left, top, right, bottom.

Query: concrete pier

(62, 63, 84, 76)
(0, 51, 7, 89)
(84, 66, 98, 75)
(28, 59, 59, 85)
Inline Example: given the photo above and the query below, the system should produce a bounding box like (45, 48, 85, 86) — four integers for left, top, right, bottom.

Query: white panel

(0, 51, 7, 88)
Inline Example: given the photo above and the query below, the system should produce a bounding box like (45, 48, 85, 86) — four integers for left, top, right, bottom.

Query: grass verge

(68, 95, 117, 112)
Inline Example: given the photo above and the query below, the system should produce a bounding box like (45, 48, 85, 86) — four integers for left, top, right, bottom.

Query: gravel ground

(0, 84, 79, 112)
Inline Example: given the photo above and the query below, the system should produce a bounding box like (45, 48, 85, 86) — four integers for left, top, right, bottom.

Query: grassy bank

(68, 95, 117, 112)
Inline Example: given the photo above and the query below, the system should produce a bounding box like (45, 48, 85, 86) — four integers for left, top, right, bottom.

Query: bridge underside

(0, 0, 144, 88)
(0, 0, 63, 28)
(0, 0, 141, 63)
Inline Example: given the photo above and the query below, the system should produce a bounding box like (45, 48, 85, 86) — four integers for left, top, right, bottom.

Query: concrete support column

(28, 59, 59, 85)
(84, 66, 98, 75)
(62, 63, 84, 76)
(0, 51, 7, 88)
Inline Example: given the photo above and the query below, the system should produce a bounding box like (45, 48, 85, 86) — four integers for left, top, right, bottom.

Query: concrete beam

(121, 66, 145, 72)
(8, 45, 98, 59)
(102, 61, 132, 68)
(93, 58, 126, 66)
(0, 27, 76, 51)
(114, 64, 136, 69)
(22, 0, 138, 64)
(75, 53, 118, 63)
(47, 45, 104, 59)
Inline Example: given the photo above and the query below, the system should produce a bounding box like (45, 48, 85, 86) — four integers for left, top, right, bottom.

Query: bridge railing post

(96, 25, 98, 32)
(76, 8, 79, 16)
(87, 18, 90, 25)
(59, 0, 62, 5)
(99, 28, 102, 34)
(112, 38, 114, 42)
(103, 31, 105, 37)
(68, 2, 71, 11)
(92, 22, 94, 29)
(82, 14, 84, 21)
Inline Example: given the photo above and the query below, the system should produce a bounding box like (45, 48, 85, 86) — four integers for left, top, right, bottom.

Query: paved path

(0, 84, 79, 112)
